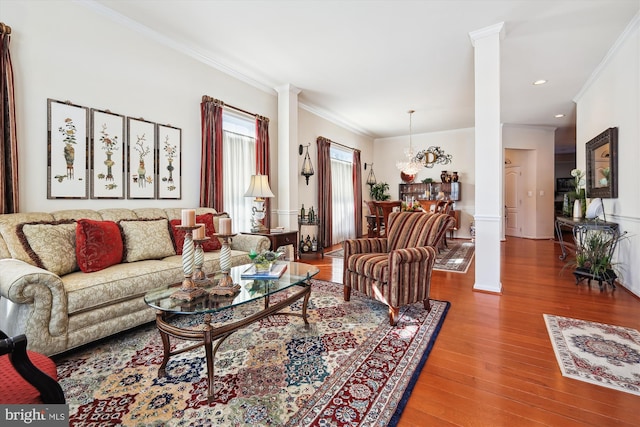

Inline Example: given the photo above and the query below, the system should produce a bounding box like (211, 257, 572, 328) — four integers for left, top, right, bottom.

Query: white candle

(219, 218, 232, 234)
(193, 223, 205, 239)
(181, 209, 196, 226)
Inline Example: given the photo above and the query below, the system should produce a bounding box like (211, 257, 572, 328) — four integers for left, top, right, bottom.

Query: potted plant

(568, 228, 627, 289)
(252, 248, 285, 272)
(370, 182, 390, 201)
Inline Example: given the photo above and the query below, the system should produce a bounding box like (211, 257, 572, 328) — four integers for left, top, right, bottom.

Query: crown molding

(79, 0, 276, 95)
(574, 11, 640, 102)
(298, 102, 375, 139)
(502, 123, 557, 132)
(80, 1, 374, 138)
(468, 21, 506, 46)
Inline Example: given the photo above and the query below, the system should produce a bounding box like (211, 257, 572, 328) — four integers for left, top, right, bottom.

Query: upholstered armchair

(343, 212, 456, 325)
(0, 330, 65, 404)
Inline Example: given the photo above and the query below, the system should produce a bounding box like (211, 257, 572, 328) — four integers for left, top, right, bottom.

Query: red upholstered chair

(0, 330, 65, 404)
(343, 212, 456, 325)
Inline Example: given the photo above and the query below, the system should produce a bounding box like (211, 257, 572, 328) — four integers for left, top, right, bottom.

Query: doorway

(504, 165, 522, 237)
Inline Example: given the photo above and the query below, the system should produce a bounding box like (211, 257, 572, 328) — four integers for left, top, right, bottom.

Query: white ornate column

(469, 22, 505, 294)
(275, 84, 301, 230)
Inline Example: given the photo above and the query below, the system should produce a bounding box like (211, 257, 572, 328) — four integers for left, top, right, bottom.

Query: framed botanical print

(47, 99, 90, 199)
(91, 109, 125, 199)
(127, 117, 157, 199)
(157, 124, 182, 199)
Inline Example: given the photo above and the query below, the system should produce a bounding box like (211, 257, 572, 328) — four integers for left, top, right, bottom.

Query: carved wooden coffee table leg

(202, 314, 217, 403)
(157, 311, 170, 377)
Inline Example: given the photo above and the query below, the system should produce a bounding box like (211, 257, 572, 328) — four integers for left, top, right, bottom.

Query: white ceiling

(91, 0, 639, 140)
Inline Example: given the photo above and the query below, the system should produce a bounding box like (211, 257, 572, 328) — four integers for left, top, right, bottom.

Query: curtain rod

(202, 95, 268, 121)
(317, 136, 360, 153)
(0, 23, 12, 35)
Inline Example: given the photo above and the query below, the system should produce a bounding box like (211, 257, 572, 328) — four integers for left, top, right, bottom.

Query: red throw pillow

(169, 213, 222, 254)
(76, 219, 124, 273)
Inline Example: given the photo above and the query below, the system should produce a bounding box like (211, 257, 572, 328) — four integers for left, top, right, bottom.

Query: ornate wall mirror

(585, 127, 618, 198)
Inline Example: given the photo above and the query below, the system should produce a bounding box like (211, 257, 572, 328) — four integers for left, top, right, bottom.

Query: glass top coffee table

(144, 261, 319, 403)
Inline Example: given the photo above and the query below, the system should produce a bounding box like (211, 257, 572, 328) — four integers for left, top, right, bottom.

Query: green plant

(565, 228, 628, 281)
(253, 248, 284, 269)
(370, 182, 390, 201)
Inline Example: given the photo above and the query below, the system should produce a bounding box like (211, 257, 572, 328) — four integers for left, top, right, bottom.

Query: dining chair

(373, 201, 402, 237)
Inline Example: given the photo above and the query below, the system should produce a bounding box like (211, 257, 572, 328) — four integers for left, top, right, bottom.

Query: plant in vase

(401, 199, 422, 212)
(570, 168, 586, 218)
(253, 248, 285, 272)
(564, 228, 628, 288)
(370, 182, 390, 201)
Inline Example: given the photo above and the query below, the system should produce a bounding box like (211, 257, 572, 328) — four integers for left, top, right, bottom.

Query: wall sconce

(364, 162, 377, 186)
(299, 143, 314, 185)
(414, 146, 453, 168)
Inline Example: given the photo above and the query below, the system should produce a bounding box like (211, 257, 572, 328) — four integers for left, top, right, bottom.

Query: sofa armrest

(343, 238, 388, 261)
(0, 259, 68, 339)
(230, 234, 271, 253)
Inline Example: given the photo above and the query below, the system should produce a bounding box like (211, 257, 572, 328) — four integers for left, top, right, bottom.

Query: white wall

(297, 108, 374, 215)
(374, 128, 476, 238)
(4, 0, 277, 214)
(297, 108, 374, 238)
(575, 13, 639, 297)
(4, 1, 373, 234)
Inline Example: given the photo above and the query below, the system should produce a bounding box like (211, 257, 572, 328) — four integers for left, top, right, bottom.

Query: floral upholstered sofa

(0, 207, 270, 356)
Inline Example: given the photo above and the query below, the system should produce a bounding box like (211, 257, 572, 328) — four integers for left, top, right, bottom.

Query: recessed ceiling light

(555, 114, 565, 118)
(533, 79, 547, 85)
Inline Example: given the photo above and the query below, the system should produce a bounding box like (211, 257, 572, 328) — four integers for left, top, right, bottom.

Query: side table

(554, 216, 619, 260)
(242, 230, 298, 259)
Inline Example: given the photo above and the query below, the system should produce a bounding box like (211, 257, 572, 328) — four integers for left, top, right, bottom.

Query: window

(330, 146, 355, 243)
(222, 111, 255, 233)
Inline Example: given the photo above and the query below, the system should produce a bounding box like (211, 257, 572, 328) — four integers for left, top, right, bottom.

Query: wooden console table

(554, 216, 619, 260)
(242, 230, 298, 259)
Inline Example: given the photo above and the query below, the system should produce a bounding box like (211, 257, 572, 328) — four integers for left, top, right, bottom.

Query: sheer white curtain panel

(223, 132, 256, 233)
(331, 158, 355, 243)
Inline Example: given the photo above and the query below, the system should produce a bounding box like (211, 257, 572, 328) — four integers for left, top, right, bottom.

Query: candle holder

(210, 233, 240, 296)
(193, 237, 212, 285)
(171, 225, 207, 301)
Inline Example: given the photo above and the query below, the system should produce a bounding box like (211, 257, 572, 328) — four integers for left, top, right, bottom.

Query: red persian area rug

(56, 280, 449, 426)
(544, 314, 640, 396)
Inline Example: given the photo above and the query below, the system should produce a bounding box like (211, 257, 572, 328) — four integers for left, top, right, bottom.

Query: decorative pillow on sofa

(76, 219, 124, 273)
(169, 213, 222, 254)
(119, 218, 176, 262)
(17, 220, 78, 276)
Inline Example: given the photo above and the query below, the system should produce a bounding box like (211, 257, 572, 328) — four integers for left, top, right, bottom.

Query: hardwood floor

(303, 237, 640, 427)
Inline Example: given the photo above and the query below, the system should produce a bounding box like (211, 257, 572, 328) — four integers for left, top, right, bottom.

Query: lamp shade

(244, 174, 275, 198)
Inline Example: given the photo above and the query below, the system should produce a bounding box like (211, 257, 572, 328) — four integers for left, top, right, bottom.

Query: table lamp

(244, 174, 275, 233)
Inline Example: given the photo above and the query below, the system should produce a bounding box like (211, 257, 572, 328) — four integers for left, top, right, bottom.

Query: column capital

(469, 22, 505, 46)
(275, 83, 301, 96)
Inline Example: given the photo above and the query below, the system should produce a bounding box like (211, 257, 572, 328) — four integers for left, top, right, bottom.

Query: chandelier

(395, 110, 423, 175)
(414, 146, 453, 168)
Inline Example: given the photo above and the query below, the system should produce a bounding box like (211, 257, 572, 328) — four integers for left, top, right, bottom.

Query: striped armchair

(343, 212, 455, 325)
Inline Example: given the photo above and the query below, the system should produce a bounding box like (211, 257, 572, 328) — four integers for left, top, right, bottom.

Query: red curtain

(317, 136, 332, 247)
(353, 150, 363, 238)
(0, 22, 18, 214)
(200, 96, 223, 210)
(256, 115, 271, 229)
